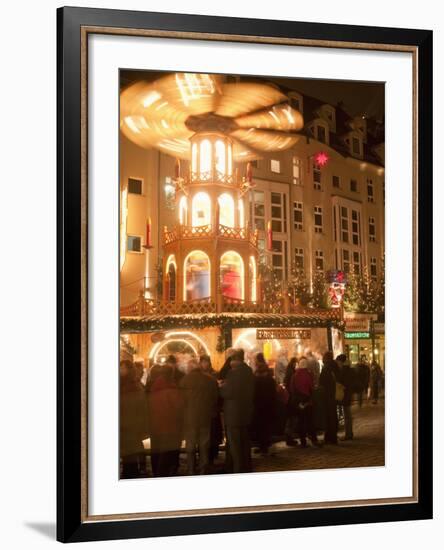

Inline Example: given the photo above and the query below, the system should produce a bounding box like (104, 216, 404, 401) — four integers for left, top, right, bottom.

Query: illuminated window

(179, 196, 188, 225)
(227, 143, 233, 176)
(184, 251, 210, 301)
(270, 159, 280, 173)
(200, 139, 211, 176)
(315, 250, 324, 271)
(249, 256, 257, 301)
(220, 251, 244, 300)
(292, 156, 302, 185)
(192, 192, 211, 227)
(295, 247, 304, 269)
(166, 255, 177, 302)
(191, 143, 198, 173)
(164, 177, 175, 210)
(218, 193, 235, 227)
(215, 140, 226, 176)
(238, 199, 245, 228)
(369, 217, 376, 242)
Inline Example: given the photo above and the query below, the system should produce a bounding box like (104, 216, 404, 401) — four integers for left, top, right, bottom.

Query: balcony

(163, 223, 258, 247)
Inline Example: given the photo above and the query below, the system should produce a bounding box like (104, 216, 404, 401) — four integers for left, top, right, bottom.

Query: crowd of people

(120, 349, 384, 479)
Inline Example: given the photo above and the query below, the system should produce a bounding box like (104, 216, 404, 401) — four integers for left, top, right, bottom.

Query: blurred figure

(120, 360, 149, 478)
(220, 357, 255, 473)
(306, 351, 321, 388)
(218, 347, 237, 381)
(252, 354, 277, 455)
(275, 350, 288, 385)
(147, 365, 183, 477)
(200, 354, 223, 464)
(339, 356, 354, 440)
(319, 351, 338, 445)
(283, 357, 298, 446)
(356, 357, 370, 407)
(166, 354, 185, 385)
(370, 361, 383, 404)
(290, 357, 319, 447)
(180, 359, 218, 475)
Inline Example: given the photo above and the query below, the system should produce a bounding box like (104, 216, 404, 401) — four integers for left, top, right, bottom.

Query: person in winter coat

(356, 358, 370, 407)
(252, 356, 277, 455)
(220, 357, 255, 473)
(339, 357, 354, 440)
(319, 351, 338, 445)
(120, 360, 149, 478)
(147, 365, 183, 477)
(370, 361, 383, 404)
(180, 359, 218, 475)
(218, 347, 237, 381)
(290, 357, 320, 447)
(274, 350, 288, 385)
(199, 354, 223, 464)
(283, 357, 298, 446)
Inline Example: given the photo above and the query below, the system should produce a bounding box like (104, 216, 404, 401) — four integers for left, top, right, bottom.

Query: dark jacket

(180, 369, 218, 431)
(120, 381, 149, 457)
(253, 369, 277, 424)
(319, 361, 337, 404)
(220, 362, 254, 427)
(341, 364, 354, 406)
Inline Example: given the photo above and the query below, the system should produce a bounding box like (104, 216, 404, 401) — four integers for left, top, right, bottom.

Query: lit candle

(267, 220, 273, 251)
(146, 217, 151, 248)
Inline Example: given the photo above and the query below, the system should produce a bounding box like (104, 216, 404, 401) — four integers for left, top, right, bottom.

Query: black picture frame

(57, 6, 433, 543)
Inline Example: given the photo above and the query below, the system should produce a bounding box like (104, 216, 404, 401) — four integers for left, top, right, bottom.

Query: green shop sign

(345, 331, 370, 339)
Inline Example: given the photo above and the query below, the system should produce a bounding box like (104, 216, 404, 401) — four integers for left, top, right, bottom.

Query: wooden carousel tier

(163, 223, 258, 247)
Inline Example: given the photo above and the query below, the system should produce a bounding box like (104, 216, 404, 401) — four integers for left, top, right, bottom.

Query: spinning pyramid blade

(120, 73, 223, 157)
(215, 82, 287, 118)
(231, 128, 301, 152)
(235, 103, 303, 131)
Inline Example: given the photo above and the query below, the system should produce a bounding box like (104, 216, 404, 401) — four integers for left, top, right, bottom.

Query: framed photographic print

(57, 6, 433, 543)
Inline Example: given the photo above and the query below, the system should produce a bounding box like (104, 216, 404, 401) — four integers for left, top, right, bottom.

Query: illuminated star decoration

(314, 151, 329, 167)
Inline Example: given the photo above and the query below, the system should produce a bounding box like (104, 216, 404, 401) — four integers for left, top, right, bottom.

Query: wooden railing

(163, 223, 258, 246)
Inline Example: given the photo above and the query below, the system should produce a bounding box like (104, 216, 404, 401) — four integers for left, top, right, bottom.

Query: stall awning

(121, 310, 344, 333)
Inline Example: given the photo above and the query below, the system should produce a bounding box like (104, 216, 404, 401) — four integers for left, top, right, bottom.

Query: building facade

(119, 77, 385, 368)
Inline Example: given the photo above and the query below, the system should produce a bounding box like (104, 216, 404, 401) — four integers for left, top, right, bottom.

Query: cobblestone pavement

(140, 399, 384, 477)
(252, 400, 385, 473)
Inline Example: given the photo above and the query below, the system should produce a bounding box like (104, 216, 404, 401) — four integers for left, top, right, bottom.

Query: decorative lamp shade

(120, 73, 304, 161)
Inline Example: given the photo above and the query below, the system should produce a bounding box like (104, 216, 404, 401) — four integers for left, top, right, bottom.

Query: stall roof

(120, 310, 344, 333)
